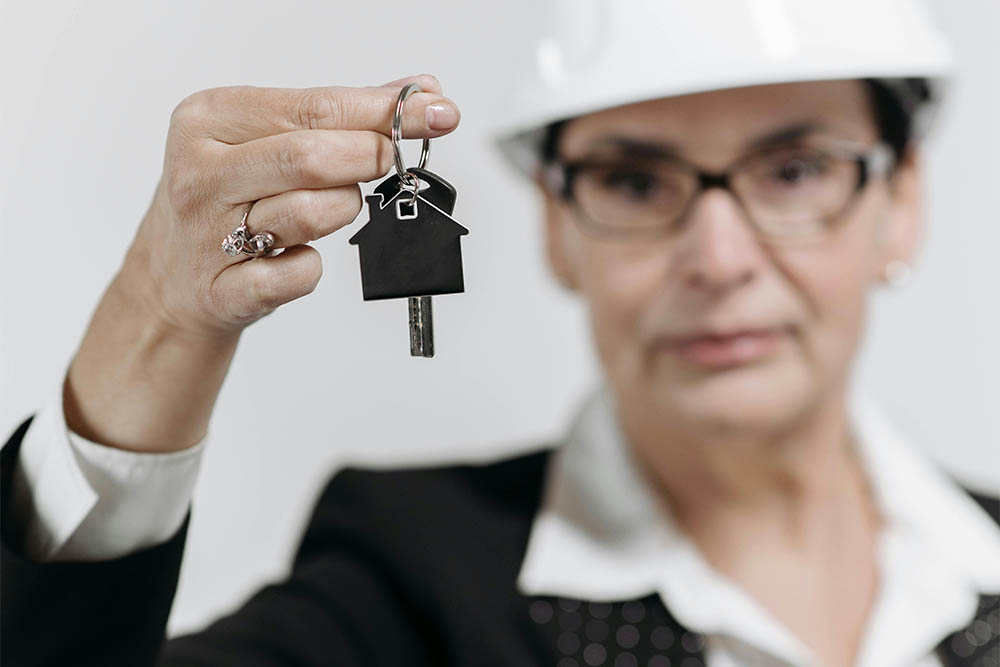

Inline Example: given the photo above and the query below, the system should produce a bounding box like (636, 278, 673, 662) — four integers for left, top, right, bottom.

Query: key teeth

(408, 296, 434, 358)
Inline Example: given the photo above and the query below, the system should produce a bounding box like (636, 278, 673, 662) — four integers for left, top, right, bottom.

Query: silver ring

(221, 202, 275, 258)
(400, 171, 420, 205)
(391, 82, 430, 187)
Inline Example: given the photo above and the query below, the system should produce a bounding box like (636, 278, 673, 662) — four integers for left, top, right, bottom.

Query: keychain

(349, 82, 469, 358)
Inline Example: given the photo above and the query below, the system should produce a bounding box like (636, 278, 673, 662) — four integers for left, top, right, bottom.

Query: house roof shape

(349, 182, 469, 247)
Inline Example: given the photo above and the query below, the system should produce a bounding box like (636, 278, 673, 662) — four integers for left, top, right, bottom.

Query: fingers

(242, 185, 363, 250)
(214, 129, 393, 203)
(176, 74, 459, 145)
(162, 75, 455, 333)
(212, 244, 323, 323)
(377, 73, 443, 93)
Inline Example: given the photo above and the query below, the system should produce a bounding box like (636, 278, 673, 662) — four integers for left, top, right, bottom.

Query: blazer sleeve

(1, 416, 190, 667)
(159, 467, 434, 666)
(4, 416, 433, 666)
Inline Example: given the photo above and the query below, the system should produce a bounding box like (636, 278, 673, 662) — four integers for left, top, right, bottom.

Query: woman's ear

(874, 144, 925, 285)
(534, 172, 580, 292)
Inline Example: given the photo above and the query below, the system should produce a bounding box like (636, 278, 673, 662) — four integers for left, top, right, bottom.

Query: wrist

(65, 268, 240, 453)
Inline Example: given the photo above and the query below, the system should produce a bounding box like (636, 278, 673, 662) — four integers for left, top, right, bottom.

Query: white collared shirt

(9, 381, 204, 562)
(516, 385, 1000, 667)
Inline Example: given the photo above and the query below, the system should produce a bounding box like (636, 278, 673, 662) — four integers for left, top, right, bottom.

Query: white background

(0, 0, 996, 635)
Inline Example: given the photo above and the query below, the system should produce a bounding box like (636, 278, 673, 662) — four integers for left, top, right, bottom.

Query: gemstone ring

(221, 201, 275, 258)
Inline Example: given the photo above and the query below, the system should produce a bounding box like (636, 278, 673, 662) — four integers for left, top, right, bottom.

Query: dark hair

(539, 78, 925, 169)
(862, 77, 928, 163)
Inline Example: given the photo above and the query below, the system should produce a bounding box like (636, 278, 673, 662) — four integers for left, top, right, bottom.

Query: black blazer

(2, 415, 998, 666)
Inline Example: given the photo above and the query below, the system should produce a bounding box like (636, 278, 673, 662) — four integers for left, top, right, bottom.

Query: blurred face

(541, 80, 922, 437)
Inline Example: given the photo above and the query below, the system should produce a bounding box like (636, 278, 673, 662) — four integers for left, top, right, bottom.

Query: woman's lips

(663, 327, 787, 368)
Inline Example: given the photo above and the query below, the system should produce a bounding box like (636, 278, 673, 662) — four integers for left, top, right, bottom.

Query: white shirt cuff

(9, 380, 205, 562)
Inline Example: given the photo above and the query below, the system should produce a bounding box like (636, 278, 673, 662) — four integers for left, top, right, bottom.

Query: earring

(883, 259, 912, 287)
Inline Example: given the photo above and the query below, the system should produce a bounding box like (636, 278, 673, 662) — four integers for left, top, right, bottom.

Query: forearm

(64, 257, 239, 454)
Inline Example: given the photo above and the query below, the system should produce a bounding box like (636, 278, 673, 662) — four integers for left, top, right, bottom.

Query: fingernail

(426, 101, 459, 130)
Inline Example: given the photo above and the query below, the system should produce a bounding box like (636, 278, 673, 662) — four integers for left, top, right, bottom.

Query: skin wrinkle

(538, 79, 921, 667)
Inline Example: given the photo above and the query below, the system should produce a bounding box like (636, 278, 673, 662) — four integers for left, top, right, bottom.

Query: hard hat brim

(494, 71, 951, 179)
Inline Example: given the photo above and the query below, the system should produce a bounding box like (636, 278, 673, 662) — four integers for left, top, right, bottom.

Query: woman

(2, 2, 998, 666)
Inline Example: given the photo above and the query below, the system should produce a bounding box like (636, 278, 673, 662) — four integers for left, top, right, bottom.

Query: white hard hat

(493, 0, 954, 177)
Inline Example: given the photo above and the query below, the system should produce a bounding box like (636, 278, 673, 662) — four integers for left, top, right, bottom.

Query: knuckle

(278, 133, 322, 183)
(170, 88, 214, 129)
(294, 190, 326, 240)
(171, 86, 255, 127)
(170, 95, 199, 129)
(164, 162, 207, 216)
(298, 145, 327, 184)
(248, 251, 323, 309)
(262, 196, 298, 238)
(273, 143, 299, 181)
(294, 89, 345, 130)
(248, 264, 283, 310)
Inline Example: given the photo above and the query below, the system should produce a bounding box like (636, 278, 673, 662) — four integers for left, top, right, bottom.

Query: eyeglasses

(543, 138, 896, 243)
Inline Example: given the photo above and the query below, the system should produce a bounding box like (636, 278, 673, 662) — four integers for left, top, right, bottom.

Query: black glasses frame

(544, 139, 896, 241)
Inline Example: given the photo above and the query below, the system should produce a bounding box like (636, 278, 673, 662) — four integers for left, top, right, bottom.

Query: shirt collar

(516, 383, 1000, 662)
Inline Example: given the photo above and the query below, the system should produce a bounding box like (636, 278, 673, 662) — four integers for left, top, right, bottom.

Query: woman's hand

(132, 74, 459, 337)
(63, 75, 460, 452)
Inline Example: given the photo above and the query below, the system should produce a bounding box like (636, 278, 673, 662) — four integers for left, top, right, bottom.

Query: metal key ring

(391, 82, 430, 184)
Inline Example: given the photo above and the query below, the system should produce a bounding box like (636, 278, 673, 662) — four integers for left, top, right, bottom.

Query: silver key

(408, 296, 434, 358)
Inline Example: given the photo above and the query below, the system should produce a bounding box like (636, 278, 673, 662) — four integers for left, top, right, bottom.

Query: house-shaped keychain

(349, 167, 469, 301)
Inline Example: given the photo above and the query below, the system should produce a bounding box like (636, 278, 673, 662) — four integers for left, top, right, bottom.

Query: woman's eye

(599, 169, 660, 198)
(769, 154, 830, 185)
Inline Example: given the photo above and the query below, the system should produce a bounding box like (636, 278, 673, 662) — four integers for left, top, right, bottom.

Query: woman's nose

(669, 188, 764, 295)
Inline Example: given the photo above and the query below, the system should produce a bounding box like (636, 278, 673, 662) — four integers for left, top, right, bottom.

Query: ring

(391, 82, 430, 201)
(221, 202, 276, 258)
